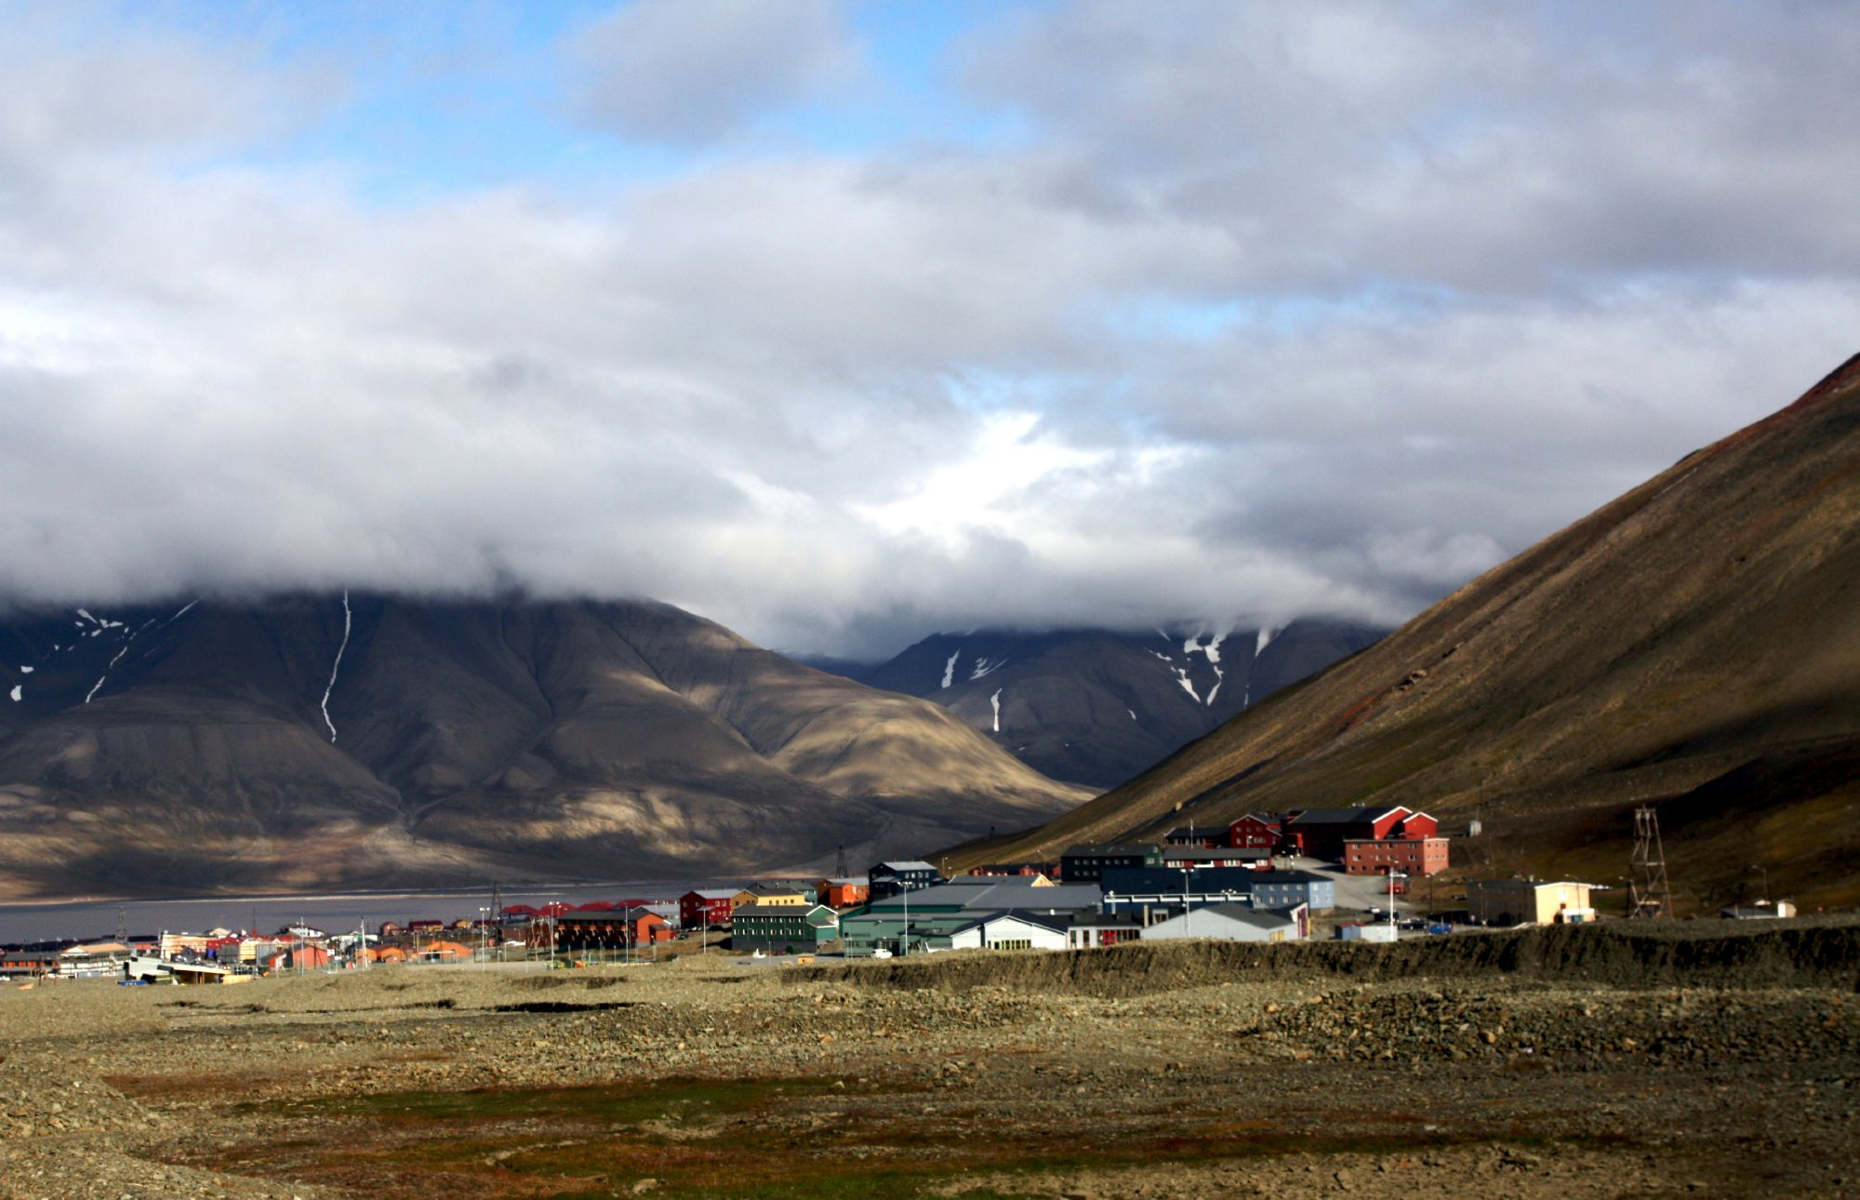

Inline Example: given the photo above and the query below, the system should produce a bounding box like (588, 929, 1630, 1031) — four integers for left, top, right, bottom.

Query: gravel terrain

(2, 922, 1856, 1198)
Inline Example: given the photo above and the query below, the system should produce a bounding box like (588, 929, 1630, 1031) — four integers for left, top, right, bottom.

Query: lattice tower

(1628, 805, 1673, 918)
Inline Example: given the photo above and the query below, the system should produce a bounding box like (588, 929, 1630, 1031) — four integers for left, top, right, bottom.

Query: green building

(731, 902, 839, 953)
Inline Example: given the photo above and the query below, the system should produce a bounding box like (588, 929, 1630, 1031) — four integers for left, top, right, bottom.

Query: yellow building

(1465, 879, 1596, 925)
(732, 885, 812, 910)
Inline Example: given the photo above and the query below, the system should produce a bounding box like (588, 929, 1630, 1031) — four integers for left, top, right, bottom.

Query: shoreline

(0, 877, 705, 911)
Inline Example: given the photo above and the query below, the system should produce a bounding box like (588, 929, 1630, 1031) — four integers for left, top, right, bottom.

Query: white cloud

(0, 4, 1855, 658)
(569, 0, 865, 144)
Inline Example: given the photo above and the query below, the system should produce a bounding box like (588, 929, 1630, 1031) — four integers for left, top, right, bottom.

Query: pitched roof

(1161, 845, 1269, 862)
(1068, 911, 1146, 929)
(945, 909, 1076, 937)
(1000, 909, 1078, 933)
(742, 883, 811, 897)
(1100, 866, 1262, 894)
(1200, 905, 1296, 930)
(1284, 806, 1379, 825)
(1285, 806, 1408, 826)
(871, 860, 938, 873)
(1248, 869, 1331, 884)
(1060, 843, 1159, 857)
(732, 901, 834, 918)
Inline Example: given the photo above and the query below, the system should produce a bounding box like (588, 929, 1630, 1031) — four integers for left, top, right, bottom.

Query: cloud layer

(1, 2, 1856, 657)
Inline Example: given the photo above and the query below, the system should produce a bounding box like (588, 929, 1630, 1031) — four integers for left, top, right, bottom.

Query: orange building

(817, 879, 870, 909)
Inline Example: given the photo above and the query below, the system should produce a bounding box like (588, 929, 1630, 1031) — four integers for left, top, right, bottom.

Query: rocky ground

(1, 923, 1857, 1199)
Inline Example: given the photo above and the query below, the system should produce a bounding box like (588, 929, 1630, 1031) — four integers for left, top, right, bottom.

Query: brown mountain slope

(0, 597, 1088, 900)
(956, 354, 1860, 911)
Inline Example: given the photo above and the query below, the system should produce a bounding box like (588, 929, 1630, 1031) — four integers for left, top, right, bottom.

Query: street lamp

(1750, 864, 1770, 903)
(1181, 866, 1193, 939)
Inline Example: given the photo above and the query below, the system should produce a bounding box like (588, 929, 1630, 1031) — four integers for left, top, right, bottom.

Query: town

(3, 803, 1796, 983)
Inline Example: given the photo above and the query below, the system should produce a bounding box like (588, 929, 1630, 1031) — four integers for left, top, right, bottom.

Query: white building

(1141, 903, 1304, 943)
(1465, 880, 1596, 925)
(943, 911, 1070, 952)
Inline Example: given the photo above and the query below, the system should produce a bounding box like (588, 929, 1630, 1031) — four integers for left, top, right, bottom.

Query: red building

(1344, 836, 1450, 876)
(626, 909, 674, 944)
(266, 944, 331, 971)
(680, 889, 737, 929)
(1282, 806, 1437, 860)
(1227, 813, 1283, 852)
(542, 908, 673, 950)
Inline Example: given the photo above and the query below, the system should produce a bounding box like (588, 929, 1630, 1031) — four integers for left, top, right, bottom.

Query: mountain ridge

(813, 619, 1385, 788)
(0, 595, 1090, 901)
(950, 353, 1860, 910)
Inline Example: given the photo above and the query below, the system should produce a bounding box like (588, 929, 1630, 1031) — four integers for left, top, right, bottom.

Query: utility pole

(490, 881, 503, 960)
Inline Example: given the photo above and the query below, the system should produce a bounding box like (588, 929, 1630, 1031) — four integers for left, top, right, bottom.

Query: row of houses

(1161, 806, 1451, 877)
(676, 876, 872, 929)
(720, 864, 1339, 956)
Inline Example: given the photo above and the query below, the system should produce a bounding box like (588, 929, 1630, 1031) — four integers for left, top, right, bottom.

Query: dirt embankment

(797, 920, 1860, 997)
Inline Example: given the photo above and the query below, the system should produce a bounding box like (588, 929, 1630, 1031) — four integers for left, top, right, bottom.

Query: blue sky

(191, 1, 1041, 202)
(2, 1, 1857, 655)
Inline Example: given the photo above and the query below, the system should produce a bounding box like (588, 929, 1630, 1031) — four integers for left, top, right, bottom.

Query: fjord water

(0, 881, 688, 944)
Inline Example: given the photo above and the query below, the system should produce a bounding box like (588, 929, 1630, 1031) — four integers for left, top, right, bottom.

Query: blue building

(867, 860, 941, 900)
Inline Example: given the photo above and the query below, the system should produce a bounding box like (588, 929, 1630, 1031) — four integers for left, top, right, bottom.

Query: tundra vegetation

(2, 921, 1856, 1198)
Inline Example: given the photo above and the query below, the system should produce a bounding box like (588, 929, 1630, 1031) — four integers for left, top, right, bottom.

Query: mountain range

(812, 621, 1384, 788)
(0, 597, 1089, 900)
(954, 353, 1860, 911)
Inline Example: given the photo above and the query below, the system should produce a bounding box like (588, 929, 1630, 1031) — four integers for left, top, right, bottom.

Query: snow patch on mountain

(1181, 632, 1227, 706)
(84, 675, 106, 704)
(17, 665, 31, 674)
(970, 656, 1007, 681)
(1242, 625, 1279, 709)
(940, 649, 960, 689)
(7, 685, 18, 702)
(320, 590, 352, 743)
(990, 688, 1002, 733)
